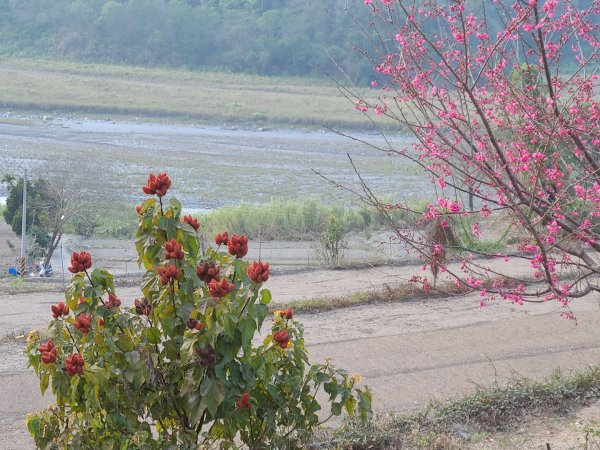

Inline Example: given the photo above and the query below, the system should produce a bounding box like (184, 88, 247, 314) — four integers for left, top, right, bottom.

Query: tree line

(0, 0, 375, 80)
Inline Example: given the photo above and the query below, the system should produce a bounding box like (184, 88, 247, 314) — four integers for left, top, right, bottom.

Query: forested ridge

(0, 0, 374, 80)
(0, 1, 594, 81)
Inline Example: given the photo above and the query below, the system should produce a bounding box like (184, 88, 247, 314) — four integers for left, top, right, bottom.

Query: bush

(25, 174, 371, 448)
(314, 214, 348, 267)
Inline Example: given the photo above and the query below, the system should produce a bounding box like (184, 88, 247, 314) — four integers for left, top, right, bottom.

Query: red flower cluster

(273, 330, 290, 349)
(65, 353, 85, 377)
(142, 172, 171, 197)
(196, 262, 220, 283)
(164, 239, 184, 260)
(208, 278, 234, 297)
(182, 215, 200, 231)
(74, 313, 93, 334)
(196, 345, 216, 367)
(134, 298, 152, 316)
(107, 292, 121, 309)
(68, 251, 92, 273)
(247, 260, 269, 283)
(51, 302, 70, 319)
(186, 317, 203, 331)
(157, 264, 180, 285)
(236, 392, 253, 410)
(279, 308, 293, 320)
(228, 234, 249, 258)
(39, 339, 57, 364)
(214, 231, 229, 246)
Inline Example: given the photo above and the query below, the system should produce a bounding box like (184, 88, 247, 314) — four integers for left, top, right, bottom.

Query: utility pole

(19, 170, 27, 276)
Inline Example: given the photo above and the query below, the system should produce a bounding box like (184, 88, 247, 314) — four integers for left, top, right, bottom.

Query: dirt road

(1, 262, 599, 449)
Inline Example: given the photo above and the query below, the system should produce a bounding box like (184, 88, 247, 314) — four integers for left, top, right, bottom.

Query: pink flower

(547, 220, 561, 235)
(395, 34, 406, 46)
(371, 80, 378, 87)
(449, 201, 462, 214)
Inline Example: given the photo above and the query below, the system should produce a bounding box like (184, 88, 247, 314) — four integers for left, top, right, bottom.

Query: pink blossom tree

(337, 0, 600, 314)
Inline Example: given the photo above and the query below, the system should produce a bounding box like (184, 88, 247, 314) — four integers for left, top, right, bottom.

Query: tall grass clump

(61, 198, 426, 241)
(199, 198, 425, 241)
(322, 365, 600, 449)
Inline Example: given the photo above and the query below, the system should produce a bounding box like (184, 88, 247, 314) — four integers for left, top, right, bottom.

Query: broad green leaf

(144, 327, 161, 345)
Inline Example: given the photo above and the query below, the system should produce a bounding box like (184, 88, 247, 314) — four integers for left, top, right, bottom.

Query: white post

(19, 170, 27, 276)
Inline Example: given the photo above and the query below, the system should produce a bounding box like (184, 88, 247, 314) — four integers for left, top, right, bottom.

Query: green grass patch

(272, 280, 468, 314)
(68, 198, 427, 241)
(0, 277, 62, 295)
(320, 366, 600, 449)
(199, 198, 426, 241)
(0, 58, 403, 131)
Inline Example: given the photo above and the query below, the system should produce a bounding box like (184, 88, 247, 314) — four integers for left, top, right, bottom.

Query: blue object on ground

(8, 267, 18, 276)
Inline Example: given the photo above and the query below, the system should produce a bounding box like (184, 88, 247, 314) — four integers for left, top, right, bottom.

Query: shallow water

(0, 116, 431, 209)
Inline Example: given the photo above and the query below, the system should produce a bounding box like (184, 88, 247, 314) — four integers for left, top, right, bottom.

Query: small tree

(2, 174, 89, 269)
(2, 177, 51, 254)
(26, 173, 371, 448)
(331, 0, 600, 314)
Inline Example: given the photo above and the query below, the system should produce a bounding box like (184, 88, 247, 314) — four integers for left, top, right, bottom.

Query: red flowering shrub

(39, 340, 57, 364)
(247, 260, 269, 283)
(236, 392, 253, 410)
(26, 173, 370, 449)
(134, 298, 152, 316)
(195, 345, 216, 367)
(186, 317, 203, 331)
(73, 314, 92, 334)
(106, 293, 121, 309)
(142, 172, 171, 197)
(164, 238, 184, 260)
(273, 330, 290, 349)
(196, 262, 220, 283)
(50, 303, 69, 319)
(208, 278, 234, 298)
(214, 231, 229, 246)
(228, 233, 248, 258)
(157, 264, 180, 285)
(68, 251, 92, 273)
(65, 353, 84, 377)
(279, 308, 293, 320)
(182, 215, 200, 231)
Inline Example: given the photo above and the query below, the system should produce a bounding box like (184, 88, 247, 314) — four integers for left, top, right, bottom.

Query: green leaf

(90, 268, 114, 292)
(223, 314, 236, 339)
(168, 197, 182, 216)
(26, 416, 41, 437)
(240, 318, 256, 347)
(39, 371, 50, 396)
(202, 379, 225, 417)
(331, 402, 342, 416)
(118, 334, 134, 352)
(260, 289, 272, 305)
(144, 327, 161, 344)
(163, 340, 180, 361)
(144, 243, 162, 267)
